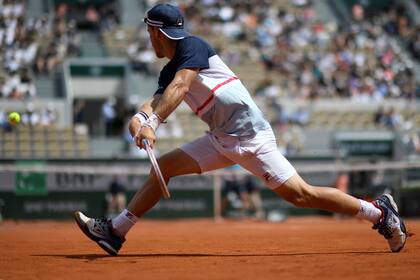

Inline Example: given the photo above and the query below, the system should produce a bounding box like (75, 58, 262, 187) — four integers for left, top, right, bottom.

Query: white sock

(111, 209, 138, 238)
(355, 200, 382, 224)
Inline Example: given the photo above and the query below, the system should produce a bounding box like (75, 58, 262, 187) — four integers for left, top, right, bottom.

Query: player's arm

(128, 94, 162, 138)
(133, 68, 199, 148)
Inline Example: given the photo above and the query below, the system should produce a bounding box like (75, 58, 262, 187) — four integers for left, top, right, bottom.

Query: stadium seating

(0, 126, 89, 159)
(1, 0, 419, 159)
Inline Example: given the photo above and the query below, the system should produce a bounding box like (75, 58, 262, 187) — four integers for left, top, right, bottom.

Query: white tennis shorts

(180, 128, 296, 189)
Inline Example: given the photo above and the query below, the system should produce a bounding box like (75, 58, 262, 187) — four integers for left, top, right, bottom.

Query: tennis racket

(142, 139, 171, 199)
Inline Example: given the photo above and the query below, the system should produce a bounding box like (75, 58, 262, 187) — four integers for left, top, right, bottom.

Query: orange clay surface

(0, 217, 419, 280)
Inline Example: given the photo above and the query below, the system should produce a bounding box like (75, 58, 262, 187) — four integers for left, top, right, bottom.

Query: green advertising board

(69, 64, 125, 77)
(335, 131, 394, 158)
(15, 161, 47, 196)
(0, 190, 214, 220)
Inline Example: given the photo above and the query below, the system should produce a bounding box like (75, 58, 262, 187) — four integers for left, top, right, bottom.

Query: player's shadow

(34, 251, 388, 261)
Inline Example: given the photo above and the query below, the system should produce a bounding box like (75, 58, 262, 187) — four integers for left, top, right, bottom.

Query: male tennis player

(74, 3, 407, 256)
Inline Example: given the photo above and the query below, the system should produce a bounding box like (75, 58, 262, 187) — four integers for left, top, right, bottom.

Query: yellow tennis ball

(8, 112, 21, 125)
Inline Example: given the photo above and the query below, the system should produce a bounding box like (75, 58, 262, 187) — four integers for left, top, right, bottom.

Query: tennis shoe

(372, 194, 407, 252)
(74, 211, 124, 256)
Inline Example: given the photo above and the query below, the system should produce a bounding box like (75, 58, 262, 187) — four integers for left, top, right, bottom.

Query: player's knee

(277, 183, 317, 208)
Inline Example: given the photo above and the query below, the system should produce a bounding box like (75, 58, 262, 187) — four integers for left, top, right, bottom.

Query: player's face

(147, 25, 164, 58)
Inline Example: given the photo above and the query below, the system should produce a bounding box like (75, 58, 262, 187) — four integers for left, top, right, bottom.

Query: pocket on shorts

(213, 134, 241, 155)
(239, 129, 276, 156)
(239, 138, 260, 155)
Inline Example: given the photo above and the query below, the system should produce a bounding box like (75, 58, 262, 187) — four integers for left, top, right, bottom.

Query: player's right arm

(128, 94, 162, 138)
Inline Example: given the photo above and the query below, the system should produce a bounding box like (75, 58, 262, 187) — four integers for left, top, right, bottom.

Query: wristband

(133, 111, 149, 125)
(143, 112, 161, 132)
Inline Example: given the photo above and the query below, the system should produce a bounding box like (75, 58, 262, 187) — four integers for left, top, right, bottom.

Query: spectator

(73, 100, 87, 124)
(102, 98, 117, 135)
(289, 106, 310, 127)
(105, 176, 127, 219)
(221, 164, 247, 218)
(40, 103, 57, 126)
(255, 78, 280, 100)
(84, 5, 100, 31)
(21, 103, 40, 126)
(16, 68, 36, 98)
(243, 175, 265, 220)
(221, 165, 265, 220)
(383, 107, 402, 129)
(374, 106, 386, 125)
(127, 42, 157, 75)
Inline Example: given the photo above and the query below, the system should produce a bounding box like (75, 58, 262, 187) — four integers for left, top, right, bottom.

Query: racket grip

(142, 139, 150, 147)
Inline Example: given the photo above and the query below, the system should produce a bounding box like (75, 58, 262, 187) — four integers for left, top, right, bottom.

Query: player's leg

(74, 148, 201, 256)
(126, 133, 235, 217)
(235, 128, 407, 252)
(75, 134, 234, 255)
(274, 173, 360, 215)
(126, 148, 201, 217)
(112, 134, 234, 236)
(274, 173, 407, 252)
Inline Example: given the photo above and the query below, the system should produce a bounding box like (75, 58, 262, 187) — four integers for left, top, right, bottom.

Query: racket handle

(142, 139, 150, 147)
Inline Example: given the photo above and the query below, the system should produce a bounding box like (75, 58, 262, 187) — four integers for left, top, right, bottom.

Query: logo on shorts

(125, 212, 134, 218)
(262, 172, 273, 182)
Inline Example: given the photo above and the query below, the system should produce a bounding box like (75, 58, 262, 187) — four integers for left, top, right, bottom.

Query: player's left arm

(137, 68, 199, 148)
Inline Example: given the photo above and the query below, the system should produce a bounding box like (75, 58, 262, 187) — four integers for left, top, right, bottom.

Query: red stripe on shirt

(195, 77, 238, 115)
(195, 94, 214, 115)
(210, 76, 238, 92)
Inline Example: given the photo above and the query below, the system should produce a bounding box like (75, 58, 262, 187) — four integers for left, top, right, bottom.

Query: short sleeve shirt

(155, 36, 216, 95)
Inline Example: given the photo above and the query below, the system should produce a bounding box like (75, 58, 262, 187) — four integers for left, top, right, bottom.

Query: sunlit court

(0, 218, 419, 279)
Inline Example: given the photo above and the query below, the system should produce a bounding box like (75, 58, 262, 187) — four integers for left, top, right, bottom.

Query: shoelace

(372, 222, 392, 239)
(94, 218, 124, 245)
(94, 219, 109, 230)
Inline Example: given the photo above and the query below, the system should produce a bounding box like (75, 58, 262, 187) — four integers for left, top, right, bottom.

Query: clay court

(0, 217, 419, 280)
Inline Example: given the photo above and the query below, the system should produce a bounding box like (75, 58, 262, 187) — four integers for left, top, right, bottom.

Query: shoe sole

(73, 211, 118, 256)
(381, 195, 407, 252)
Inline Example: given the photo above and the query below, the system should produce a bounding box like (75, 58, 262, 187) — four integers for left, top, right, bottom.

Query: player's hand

(129, 117, 142, 138)
(135, 125, 156, 149)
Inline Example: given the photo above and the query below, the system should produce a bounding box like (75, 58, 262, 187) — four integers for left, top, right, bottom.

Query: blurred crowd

(0, 0, 37, 99)
(3, 0, 418, 103)
(0, 0, 82, 100)
(1, 0, 420, 157)
(376, 2, 420, 61)
(0, 0, 121, 100)
(0, 102, 57, 131)
(179, 0, 419, 102)
(126, 26, 158, 75)
(54, 1, 119, 33)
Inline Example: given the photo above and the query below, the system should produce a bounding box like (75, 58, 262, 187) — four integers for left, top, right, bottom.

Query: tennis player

(74, 3, 407, 256)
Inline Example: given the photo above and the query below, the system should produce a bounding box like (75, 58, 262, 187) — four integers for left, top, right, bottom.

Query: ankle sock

(111, 209, 138, 238)
(355, 199, 382, 224)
